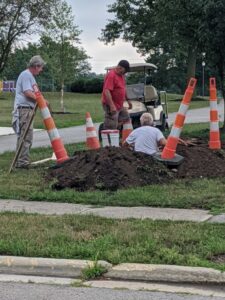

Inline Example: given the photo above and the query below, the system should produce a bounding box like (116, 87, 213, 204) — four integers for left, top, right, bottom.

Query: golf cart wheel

(131, 116, 141, 129)
(98, 123, 104, 141)
(159, 113, 166, 132)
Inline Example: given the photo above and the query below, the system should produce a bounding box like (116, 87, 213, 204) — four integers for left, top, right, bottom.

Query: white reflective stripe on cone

(123, 123, 132, 129)
(86, 118, 94, 127)
(48, 128, 60, 141)
(210, 101, 219, 110)
(178, 103, 189, 115)
(41, 107, 51, 119)
(87, 131, 97, 138)
(210, 122, 220, 131)
(170, 126, 182, 137)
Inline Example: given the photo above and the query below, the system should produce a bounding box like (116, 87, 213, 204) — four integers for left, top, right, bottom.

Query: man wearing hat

(101, 59, 132, 130)
(12, 55, 47, 168)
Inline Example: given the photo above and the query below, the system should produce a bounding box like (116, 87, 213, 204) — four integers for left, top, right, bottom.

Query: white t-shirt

(14, 69, 37, 109)
(126, 126, 165, 155)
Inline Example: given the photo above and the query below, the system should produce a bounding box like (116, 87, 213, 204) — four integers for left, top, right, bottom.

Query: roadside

(0, 210, 225, 270)
(0, 101, 224, 154)
(1, 105, 225, 292)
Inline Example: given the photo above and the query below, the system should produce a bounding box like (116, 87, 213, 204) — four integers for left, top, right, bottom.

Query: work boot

(15, 163, 30, 169)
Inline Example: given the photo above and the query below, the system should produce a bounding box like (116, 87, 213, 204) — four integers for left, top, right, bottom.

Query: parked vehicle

(99, 62, 168, 140)
(123, 63, 168, 130)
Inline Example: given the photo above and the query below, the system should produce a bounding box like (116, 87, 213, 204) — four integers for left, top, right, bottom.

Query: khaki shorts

(103, 104, 130, 129)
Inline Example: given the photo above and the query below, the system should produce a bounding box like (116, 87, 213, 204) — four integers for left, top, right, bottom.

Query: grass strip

(0, 92, 209, 128)
(1, 125, 225, 214)
(0, 212, 224, 271)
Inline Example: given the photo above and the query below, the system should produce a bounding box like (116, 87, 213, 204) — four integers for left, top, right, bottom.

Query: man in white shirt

(12, 55, 46, 168)
(123, 112, 166, 155)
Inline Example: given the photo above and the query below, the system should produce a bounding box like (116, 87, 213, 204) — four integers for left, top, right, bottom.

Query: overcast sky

(66, 0, 145, 74)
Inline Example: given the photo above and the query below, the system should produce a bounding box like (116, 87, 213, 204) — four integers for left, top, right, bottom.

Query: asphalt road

(0, 283, 224, 300)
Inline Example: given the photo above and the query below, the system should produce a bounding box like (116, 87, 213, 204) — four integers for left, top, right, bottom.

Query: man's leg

(16, 109, 34, 167)
(118, 107, 131, 125)
(102, 104, 119, 129)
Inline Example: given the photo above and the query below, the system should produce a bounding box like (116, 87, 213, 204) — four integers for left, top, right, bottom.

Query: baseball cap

(118, 60, 130, 72)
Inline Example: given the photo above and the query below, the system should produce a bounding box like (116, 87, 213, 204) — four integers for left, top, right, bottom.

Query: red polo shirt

(102, 69, 126, 110)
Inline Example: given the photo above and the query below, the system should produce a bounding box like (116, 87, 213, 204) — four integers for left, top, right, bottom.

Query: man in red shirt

(102, 60, 132, 129)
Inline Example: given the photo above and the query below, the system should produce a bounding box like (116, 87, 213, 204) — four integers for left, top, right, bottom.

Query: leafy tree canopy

(0, 0, 59, 74)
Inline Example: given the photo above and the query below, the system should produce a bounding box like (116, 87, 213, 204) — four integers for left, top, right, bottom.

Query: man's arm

(24, 90, 36, 103)
(158, 138, 167, 147)
(24, 90, 51, 111)
(104, 89, 116, 114)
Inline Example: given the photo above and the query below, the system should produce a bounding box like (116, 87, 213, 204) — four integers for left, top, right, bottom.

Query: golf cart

(99, 62, 168, 139)
(124, 63, 168, 131)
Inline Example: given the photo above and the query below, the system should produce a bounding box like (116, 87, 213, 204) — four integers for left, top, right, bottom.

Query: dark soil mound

(48, 147, 173, 191)
(177, 142, 225, 179)
(48, 140, 225, 192)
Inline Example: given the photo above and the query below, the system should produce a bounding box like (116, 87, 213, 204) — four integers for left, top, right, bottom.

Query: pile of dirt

(48, 147, 173, 191)
(48, 141, 225, 192)
(177, 141, 225, 178)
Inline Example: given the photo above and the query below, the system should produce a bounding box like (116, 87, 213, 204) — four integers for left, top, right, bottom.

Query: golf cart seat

(144, 85, 159, 103)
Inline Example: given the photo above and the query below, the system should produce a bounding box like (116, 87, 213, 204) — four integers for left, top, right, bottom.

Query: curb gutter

(0, 256, 225, 284)
(0, 256, 111, 278)
(105, 263, 225, 284)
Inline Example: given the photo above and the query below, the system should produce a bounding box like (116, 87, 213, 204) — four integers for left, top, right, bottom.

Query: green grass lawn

(167, 93, 210, 112)
(1, 124, 225, 214)
(1, 122, 225, 270)
(0, 91, 210, 128)
(0, 212, 225, 271)
(0, 92, 104, 128)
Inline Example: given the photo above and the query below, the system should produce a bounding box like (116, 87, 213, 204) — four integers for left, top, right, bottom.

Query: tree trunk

(220, 71, 225, 131)
(186, 45, 197, 88)
(222, 84, 225, 131)
(60, 82, 65, 113)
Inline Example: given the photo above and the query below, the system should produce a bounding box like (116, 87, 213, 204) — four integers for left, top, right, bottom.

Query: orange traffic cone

(122, 119, 133, 143)
(161, 78, 197, 159)
(86, 112, 100, 149)
(209, 78, 221, 149)
(33, 84, 69, 164)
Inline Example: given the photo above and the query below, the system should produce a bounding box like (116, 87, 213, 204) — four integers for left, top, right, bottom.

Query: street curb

(0, 256, 225, 284)
(0, 256, 111, 278)
(104, 263, 225, 284)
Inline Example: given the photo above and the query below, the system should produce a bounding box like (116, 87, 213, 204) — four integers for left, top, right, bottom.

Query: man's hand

(127, 100, 132, 110)
(109, 104, 117, 115)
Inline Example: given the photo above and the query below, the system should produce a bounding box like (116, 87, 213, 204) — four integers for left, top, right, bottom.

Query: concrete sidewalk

(0, 199, 224, 223)
(0, 124, 90, 154)
(0, 127, 42, 136)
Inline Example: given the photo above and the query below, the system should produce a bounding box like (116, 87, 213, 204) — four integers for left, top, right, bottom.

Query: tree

(202, 0, 225, 129)
(41, 1, 90, 111)
(100, 0, 206, 84)
(0, 0, 59, 75)
(39, 36, 90, 89)
(3, 39, 91, 94)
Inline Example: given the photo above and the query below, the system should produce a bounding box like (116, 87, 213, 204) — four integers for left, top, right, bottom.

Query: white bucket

(101, 130, 119, 147)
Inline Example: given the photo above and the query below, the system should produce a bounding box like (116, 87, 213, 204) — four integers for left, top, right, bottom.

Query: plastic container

(101, 130, 119, 147)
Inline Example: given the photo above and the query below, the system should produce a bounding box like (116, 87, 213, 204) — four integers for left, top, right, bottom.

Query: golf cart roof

(105, 62, 157, 72)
